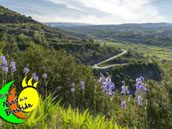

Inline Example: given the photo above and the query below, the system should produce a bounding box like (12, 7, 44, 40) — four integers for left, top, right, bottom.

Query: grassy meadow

(101, 42, 172, 62)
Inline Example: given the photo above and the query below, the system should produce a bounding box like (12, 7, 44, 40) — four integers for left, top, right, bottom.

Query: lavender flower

(102, 90, 106, 94)
(108, 91, 115, 96)
(135, 76, 148, 95)
(11, 66, 16, 72)
(2, 60, 8, 66)
(106, 77, 111, 83)
(121, 101, 126, 109)
(121, 85, 130, 95)
(80, 81, 85, 90)
(138, 96, 142, 106)
(1, 56, 5, 61)
(94, 86, 97, 89)
(98, 75, 116, 96)
(71, 88, 75, 92)
(43, 73, 47, 79)
(34, 76, 39, 82)
(140, 76, 144, 81)
(10, 62, 15, 66)
(98, 74, 105, 85)
(3, 67, 8, 72)
(81, 81, 85, 86)
(98, 76, 104, 83)
(32, 73, 36, 77)
(136, 78, 142, 84)
(9, 62, 16, 72)
(72, 82, 75, 87)
(0, 56, 8, 66)
(23, 67, 29, 74)
(144, 88, 148, 91)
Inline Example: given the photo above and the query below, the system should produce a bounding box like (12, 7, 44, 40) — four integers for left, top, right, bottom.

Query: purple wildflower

(42, 73, 47, 79)
(80, 81, 85, 90)
(71, 88, 75, 92)
(10, 62, 16, 72)
(121, 85, 130, 95)
(139, 84, 144, 90)
(110, 82, 115, 88)
(3, 67, 8, 72)
(144, 88, 148, 91)
(108, 92, 113, 96)
(108, 91, 115, 96)
(81, 85, 85, 90)
(102, 90, 106, 94)
(98, 75, 116, 96)
(23, 67, 29, 74)
(11, 66, 16, 72)
(143, 92, 147, 95)
(1, 56, 5, 61)
(104, 85, 110, 91)
(140, 76, 144, 81)
(98, 76, 104, 83)
(98, 74, 105, 83)
(121, 101, 126, 109)
(94, 86, 97, 89)
(34, 76, 39, 82)
(106, 77, 111, 83)
(81, 81, 85, 86)
(2, 60, 8, 66)
(138, 96, 142, 106)
(136, 78, 142, 84)
(10, 62, 15, 66)
(72, 82, 75, 87)
(32, 73, 36, 77)
(135, 76, 148, 96)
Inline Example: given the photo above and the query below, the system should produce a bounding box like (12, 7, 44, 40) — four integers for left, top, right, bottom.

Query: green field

(102, 42, 172, 62)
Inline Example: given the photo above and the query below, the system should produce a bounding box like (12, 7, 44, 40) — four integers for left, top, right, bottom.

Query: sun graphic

(18, 77, 39, 112)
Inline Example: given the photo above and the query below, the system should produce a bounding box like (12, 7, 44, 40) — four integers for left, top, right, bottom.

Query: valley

(0, 4, 172, 129)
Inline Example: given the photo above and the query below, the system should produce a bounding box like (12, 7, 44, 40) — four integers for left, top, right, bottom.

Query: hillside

(0, 5, 120, 65)
(1, 5, 172, 129)
(52, 22, 172, 47)
(0, 5, 164, 85)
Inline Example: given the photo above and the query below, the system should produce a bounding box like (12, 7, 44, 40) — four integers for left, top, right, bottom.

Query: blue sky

(0, 0, 171, 24)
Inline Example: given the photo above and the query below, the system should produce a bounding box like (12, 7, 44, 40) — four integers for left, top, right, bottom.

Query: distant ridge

(43, 22, 92, 27)
(43, 21, 172, 28)
(121, 22, 172, 28)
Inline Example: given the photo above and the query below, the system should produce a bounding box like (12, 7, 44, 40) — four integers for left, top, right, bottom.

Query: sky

(0, 0, 171, 24)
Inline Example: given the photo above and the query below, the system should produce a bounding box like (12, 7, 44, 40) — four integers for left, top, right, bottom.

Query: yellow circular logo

(18, 77, 39, 112)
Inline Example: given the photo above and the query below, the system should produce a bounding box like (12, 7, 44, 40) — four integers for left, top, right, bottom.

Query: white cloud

(37, 0, 167, 24)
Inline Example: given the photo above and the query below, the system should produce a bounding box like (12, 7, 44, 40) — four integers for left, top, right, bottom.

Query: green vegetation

(99, 50, 147, 66)
(99, 42, 172, 62)
(0, 5, 120, 65)
(57, 23, 172, 47)
(0, 95, 135, 129)
(0, 5, 172, 129)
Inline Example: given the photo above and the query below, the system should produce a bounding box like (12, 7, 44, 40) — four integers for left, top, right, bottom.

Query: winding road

(92, 49, 128, 69)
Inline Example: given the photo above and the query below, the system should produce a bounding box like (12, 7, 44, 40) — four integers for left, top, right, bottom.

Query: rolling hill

(0, 5, 164, 87)
(0, 5, 120, 65)
(51, 22, 172, 47)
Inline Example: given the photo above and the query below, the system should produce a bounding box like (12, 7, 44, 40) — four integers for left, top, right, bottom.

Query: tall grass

(0, 95, 135, 129)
